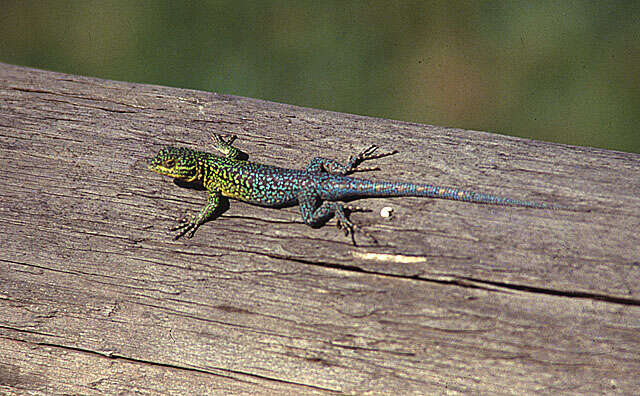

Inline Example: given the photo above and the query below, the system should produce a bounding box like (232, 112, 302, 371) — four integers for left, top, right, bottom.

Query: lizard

(148, 134, 570, 244)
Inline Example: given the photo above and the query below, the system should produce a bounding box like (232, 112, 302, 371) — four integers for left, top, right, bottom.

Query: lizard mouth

(148, 164, 196, 181)
(148, 163, 175, 177)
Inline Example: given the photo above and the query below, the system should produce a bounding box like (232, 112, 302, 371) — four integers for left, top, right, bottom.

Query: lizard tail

(339, 180, 567, 209)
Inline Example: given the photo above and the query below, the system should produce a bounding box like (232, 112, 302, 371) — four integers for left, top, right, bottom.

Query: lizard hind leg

(297, 189, 376, 245)
(305, 145, 397, 175)
(346, 145, 396, 171)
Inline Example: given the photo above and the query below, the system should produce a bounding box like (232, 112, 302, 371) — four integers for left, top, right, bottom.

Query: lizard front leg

(210, 133, 241, 159)
(172, 190, 221, 239)
(306, 145, 397, 175)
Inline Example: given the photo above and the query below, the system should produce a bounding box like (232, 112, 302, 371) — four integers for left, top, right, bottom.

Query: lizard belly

(220, 189, 249, 201)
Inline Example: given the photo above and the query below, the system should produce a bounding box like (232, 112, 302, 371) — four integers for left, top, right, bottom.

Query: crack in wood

(2, 336, 343, 393)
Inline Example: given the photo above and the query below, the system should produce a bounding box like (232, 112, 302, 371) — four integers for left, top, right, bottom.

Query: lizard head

(148, 146, 198, 181)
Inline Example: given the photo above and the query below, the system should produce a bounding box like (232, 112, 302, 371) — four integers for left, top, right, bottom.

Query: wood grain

(1, 62, 639, 394)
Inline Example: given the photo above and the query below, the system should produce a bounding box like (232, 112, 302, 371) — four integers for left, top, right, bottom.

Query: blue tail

(330, 179, 564, 209)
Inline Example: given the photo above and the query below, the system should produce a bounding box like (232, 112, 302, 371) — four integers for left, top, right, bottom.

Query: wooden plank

(1, 62, 639, 394)
(0, 337, 329, 395)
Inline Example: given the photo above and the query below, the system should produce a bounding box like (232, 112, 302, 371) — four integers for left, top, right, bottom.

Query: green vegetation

(2, 1, 638, 152)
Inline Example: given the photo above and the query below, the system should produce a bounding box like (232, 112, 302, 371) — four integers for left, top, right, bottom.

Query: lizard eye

(164, 158, 176, 168)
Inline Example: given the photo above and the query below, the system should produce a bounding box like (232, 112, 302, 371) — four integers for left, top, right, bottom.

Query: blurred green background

(2, 1, 639, 153)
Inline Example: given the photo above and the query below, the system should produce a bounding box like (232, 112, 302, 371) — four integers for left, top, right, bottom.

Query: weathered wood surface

(0, 62, 639, 395)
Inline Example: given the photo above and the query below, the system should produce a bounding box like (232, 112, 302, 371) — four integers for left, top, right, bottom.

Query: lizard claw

(335, 217, 377, 246)
(344, 204, 371, 213)
(352, 225, 378, 246)
(210, 133, 241, 159)
(171, 216, 198, 239)
(346, 145, 398, 173)
(357, 145, 397, 161)
(211, 133, 237, 147)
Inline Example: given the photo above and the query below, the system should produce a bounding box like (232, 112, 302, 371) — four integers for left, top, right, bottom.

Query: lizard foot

(211, 133, 237, 147)
(170, 216, 199, 239)
(335, 206, 378, 246)
(210, 133, 240, 159)
(347, 145, 398, 173)
(336, 219, 378, 246)
(344, 204, 372, 213)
